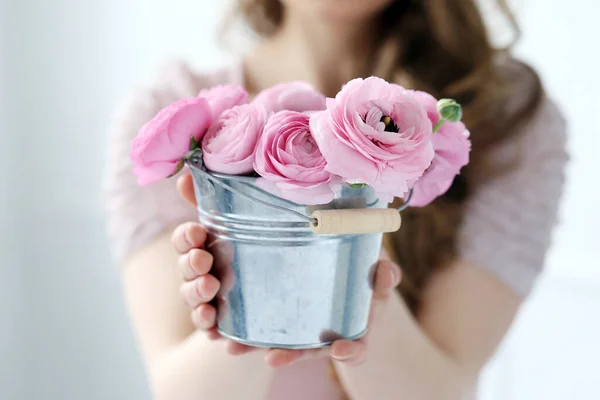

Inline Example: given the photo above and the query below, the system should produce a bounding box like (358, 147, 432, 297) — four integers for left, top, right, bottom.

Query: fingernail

(391, 265, 401, 287)
(331, 345, 355, 361)
(331, 353, 352, 361)
(380, 249, 390, 260)
(190, 227, 203, 243)
(391, 269, 399, 286)
(184, 228, 194, 247)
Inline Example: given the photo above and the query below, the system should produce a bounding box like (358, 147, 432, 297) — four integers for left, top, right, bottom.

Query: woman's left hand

(176, 172, 402, 368)
(264, 256, 402, 367)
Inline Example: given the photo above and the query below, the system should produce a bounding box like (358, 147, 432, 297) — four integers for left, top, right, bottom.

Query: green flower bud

(437, 98, 463, 123)
(347, 183, 367, 189)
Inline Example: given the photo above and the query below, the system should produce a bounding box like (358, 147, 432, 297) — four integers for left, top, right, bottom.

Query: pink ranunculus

(202, 104, 268, 175)
(407, 91, 471, 207)
(253, 111, 342, 205)
(198, 84, 249, 120)
(252, 82, 326, 113)
(131, 97, 212, 185)
(309, 77, 434, 202)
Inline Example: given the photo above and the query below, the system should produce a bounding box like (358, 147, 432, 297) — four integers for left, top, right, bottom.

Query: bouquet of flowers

(131, 78, 471, 208)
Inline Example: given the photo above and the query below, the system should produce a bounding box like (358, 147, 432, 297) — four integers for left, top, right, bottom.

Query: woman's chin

(280, 0, 394, 21)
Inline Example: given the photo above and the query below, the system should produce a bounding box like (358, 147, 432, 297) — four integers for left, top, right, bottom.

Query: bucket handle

(187, 152, 412, 235)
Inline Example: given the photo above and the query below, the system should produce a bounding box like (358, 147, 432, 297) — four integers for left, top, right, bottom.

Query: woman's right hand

(171, 222, 219, 334)
(171, 220, 260, 356)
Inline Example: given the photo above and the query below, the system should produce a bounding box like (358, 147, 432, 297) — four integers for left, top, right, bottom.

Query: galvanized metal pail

(187, 154, 391, 349)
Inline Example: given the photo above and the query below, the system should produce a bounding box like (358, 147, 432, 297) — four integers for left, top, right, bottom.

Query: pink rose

(252, 82, 326, 113)
(131, 97, 212, 185)
(198, 84, 249, 119)
(408, 91, 471, 207)
(310, 77, 434, 202)
(202, 104, 268, 175)
(253, 111, 341, 205)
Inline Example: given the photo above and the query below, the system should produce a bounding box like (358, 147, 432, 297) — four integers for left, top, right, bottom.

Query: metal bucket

(188, 154, 387, 349)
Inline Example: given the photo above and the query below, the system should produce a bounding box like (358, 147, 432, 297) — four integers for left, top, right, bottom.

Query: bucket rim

(186, 151, 413, 218)
(209, 171, 259, 184)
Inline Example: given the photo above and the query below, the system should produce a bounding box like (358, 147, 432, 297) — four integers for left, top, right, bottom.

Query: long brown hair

(232, 0, 543, 312)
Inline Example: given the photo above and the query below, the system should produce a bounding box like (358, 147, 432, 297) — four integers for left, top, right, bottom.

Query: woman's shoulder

(458, 60, 569, 297)
(497, 58, 567, 146)
(493, 58, 568, 172)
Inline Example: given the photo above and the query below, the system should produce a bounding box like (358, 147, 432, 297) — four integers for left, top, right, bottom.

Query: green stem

(433, 119, 445, 133)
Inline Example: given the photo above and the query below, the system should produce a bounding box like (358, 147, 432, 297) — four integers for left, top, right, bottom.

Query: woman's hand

(171, 219, 260, 355)
(170, 221, 219, 335)
(173, 173, 402, 368)
(264, 255, 402, 368)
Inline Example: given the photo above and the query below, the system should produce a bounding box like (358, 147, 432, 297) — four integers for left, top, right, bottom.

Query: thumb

(177, 173, 197, 206)
(373, 260, 402, 299)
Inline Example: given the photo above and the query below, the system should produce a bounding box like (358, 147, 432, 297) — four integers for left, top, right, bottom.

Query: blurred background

(1, 0, 598, 399)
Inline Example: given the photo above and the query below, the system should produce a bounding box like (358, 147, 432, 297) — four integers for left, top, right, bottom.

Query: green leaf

(432, 119, 445, 133)
(189, 136, 200, 151)
(167, 158, 185, 178)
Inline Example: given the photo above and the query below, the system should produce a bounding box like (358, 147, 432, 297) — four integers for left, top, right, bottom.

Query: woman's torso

(105, 59, 567, 400)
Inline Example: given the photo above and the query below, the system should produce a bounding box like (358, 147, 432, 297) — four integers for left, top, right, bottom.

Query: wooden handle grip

(310, 209, 401, 235)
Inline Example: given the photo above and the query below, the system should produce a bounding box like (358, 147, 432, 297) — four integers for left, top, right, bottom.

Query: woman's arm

(105, 63, 276, 400)
(122, 231, 275, 400)
(333, 260, 520, 400)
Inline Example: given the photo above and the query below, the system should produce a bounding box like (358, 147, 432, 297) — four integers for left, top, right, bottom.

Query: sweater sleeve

(103, 61, 237, 262)
(458, 97, 569, 296)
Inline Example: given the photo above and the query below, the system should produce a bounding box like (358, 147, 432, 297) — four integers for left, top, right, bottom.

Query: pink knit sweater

(104, 60, 567, 400)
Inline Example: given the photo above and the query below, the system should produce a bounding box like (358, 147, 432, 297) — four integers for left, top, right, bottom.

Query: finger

(206, 327, 222, 341)
(215, 296, 229, 323)
(225, 341, 260, 356)
(330, 339, 367, 366)
(368, 260, 401, 324)
(177, 173, 197, 206)
(265, 349, 305, 368)
(180, 275, 221, 308)
(373, 260, 402, 300)
(380, 247, 391, 261)
(191, 304, 217, 330)
(265, 347, 329, 368)
(179, 249, 214, 281)
(171, 222, 207, 254)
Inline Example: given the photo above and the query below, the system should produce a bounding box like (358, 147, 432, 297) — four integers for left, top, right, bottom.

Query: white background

(1, 0, 598, 399)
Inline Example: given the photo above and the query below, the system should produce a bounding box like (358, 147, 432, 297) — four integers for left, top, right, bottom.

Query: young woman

(105, 1, 567, 399)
